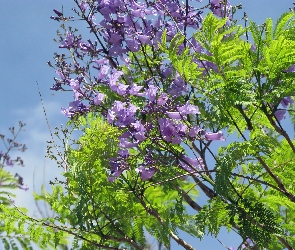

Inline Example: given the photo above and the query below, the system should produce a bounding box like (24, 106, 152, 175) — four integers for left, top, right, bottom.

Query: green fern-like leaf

(273, 11, 295, 39)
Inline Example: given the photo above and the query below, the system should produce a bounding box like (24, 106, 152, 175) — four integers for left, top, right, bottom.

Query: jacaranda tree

(2, 0, 295, 249)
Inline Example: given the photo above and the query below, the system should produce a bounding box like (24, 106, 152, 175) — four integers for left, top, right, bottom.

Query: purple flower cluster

(272, 64, 295, 121)
(50, 0, 232, 181)
(210, 0, 231, 18)
(61, 100, 89, 118)
(96, 82, 225, 180)
(179, 155, 204, 174)
(274, 96, 294, 121)
(51, 0, 233, 117)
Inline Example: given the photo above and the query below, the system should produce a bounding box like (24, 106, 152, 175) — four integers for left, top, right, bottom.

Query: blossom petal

(205, 131, 225, 141)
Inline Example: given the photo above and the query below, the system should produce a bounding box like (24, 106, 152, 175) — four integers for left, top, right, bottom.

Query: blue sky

(0, 1, 294, 249)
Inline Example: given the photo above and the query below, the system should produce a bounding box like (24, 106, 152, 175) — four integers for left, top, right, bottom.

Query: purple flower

(93, 92, 105, 105)
(171, 135, 182, 144)
(53, 9, 63, 17)
(60, 31, 75, 48)
(61, 101, 88, 117)
(116, 83, 128, 95)
(133, 132, 146, 142)
(129, 84, 145, 96)
(130, 1, 147, 18)
(157, 93, 169, 105)
(126, 39, 141, 52)
(55, 70, 66, 80)
(178, 101, 200, 115)
(73, 89, 82, 101)
(180, 164, 195, 174)
(69, 79, 80, 90)
(93, 58, 109, 65)
(131, 121, 146, 142)
(108, 157, 127, 179)
(138, 35, 152, 45)
(111, 164, 125, 177)
(131, 9, 144, 18)
(188, 126, 201, 138)
(109, 42, 127, 56)
(158, 118, 176, 143)
(6, 159, 13, 167)
(202, 61, 219, 74)
(165, 21, 177, 40)
(166, 112, 182, 120)
(162, 67, 173, 78)
(180, 155, 204, 173)
(146, 85, 158, 102)
(109, 33, 123, 44)
(281, 96, 293, 108)
(210, 0, 231, 18)
(205, 131, 225, 141)
(250, 44, 256, 52)
(107, 101, 138, 126)
(175, 123, 187, 136)
(168, 74, 188, 96)
(107, 110, 116, 124)
(118, 103, 138, 126)
(136, 166, 156, 181)
(179, 155, 204, 174)
(119, 138, 139, 148)
(285, 64, 295, 73)
(158, 118, 183, 144)
(108, 176, 116, 182)
(109, 70, 124, 91)
(98, 65, 110, 80)
(118, 149, 129, 158)
(274, 109, 286, 121)
(79, 1, 88, 11)
(131, 121, 145, 132)
(79, 41, 89, 52)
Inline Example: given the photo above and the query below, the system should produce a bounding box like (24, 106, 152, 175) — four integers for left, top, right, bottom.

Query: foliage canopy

(3, 1, 295, 250)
